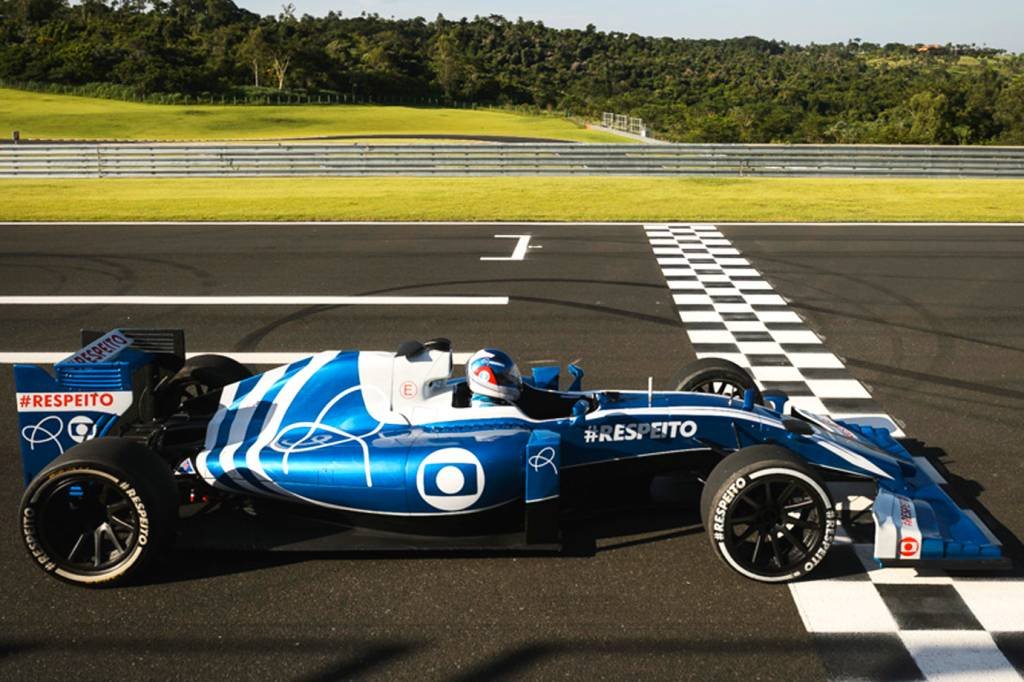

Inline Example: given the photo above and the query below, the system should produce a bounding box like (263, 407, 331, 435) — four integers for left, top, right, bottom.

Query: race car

(14, 329, 1005, 586)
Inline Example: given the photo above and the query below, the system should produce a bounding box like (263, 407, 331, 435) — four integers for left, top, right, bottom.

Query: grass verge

(0, 88, 622, 142)
(1, 177, 1021, 222)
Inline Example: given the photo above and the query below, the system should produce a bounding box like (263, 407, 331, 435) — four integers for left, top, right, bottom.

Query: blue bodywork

(13, 342, 1003, 567)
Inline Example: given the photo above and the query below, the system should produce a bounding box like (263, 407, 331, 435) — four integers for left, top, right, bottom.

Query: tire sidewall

(707, 458, 836, 583)
(22, 465, 154, 585)
(19, 438, 177, 587)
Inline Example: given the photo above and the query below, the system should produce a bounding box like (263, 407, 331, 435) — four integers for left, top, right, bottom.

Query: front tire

(675, 357, 761, 403)
(701, 445, 836, 582)
(20, 438, 178, 587)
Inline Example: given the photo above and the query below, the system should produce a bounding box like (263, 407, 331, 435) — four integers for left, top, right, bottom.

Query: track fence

(2, 143, 1023, 178)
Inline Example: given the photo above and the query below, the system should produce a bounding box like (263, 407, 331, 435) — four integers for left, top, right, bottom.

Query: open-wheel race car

(14, 329, 1006, 586)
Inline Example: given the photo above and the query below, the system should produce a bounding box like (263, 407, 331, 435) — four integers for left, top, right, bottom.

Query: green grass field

(0, 88, 623, 142)
(1, 177, 1020, 222)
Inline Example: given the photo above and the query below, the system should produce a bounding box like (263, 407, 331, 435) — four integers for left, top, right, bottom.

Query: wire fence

(2, 142, 1023, 178)
(0, 78, 579, 120)
(602, 112, 646, 136)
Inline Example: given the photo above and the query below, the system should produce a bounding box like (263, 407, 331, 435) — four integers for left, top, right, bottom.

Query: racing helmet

(467, 349, 522, 402)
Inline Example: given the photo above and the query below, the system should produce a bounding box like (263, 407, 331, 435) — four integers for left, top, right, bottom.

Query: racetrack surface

(0, 222, 1021, 680)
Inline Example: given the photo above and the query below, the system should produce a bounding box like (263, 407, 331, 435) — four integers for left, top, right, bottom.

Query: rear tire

(675, 357, 761, 402)
(20, 438, 178, 587)
(171, 354, 252, 393)
(701, 445, 836, 583)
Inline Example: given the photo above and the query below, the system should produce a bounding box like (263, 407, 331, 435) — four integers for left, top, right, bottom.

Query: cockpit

(379, 338, 593, 422)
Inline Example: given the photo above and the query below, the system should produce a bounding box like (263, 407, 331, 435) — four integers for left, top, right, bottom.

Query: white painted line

(743, 294, 788, 306)
(480, 234, 534, 261)
(769, 330, 822, 345)
(672, 294, 713, 305)
(678, 311, 723, 323)
(0, 296, 508, 306)
(712, 303, 755, 314)
(666, 280, 706, 290)
(733, 280, 773, 291)
(0, 351, 476, 365)
(954, 582, 1024, 632)
(702, 287, 741, 298)
(789, 580, 898, 632)
(804, 379, 873, 399)
(688, 330, 740, 344)
(736, 341, 786, 355)
(852, 544, 953, 585)
(786, 353, 846, 369)
(748, 366, 806, 382)
(898, 630, 1019, 682)
(723, 321, 768, 333)
(756, 311, 803, 323)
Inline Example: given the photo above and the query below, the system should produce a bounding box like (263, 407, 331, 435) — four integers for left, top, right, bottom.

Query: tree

(907, 91, 954, 144)
(995, 77, 1024, 143)
(239, 26, 267, 88)
(266, 4, 296, 90)
(430, 27, 467, 99)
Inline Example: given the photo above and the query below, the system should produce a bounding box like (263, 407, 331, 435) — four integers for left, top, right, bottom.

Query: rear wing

(13, 329, 184, 485)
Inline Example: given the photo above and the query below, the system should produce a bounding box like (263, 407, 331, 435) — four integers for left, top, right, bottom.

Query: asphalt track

(0, 222, 1021, 680)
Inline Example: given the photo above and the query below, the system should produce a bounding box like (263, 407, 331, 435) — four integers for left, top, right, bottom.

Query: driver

(467, 348, 523, 407)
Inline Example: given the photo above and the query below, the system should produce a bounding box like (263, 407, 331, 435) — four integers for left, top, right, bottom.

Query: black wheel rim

(689, 378, 748, 398)
(35, 475, 140, 575)
(723, 474, 827, 578)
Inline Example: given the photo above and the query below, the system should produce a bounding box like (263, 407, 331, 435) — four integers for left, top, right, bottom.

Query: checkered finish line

(645, 224, 1024, 681)
(645, 223, 902, 436)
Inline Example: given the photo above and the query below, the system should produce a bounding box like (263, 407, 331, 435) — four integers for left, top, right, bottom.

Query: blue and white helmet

(467, 348, 522, 402)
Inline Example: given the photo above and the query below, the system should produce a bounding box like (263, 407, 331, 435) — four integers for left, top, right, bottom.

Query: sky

(235, 0, 1024, 53)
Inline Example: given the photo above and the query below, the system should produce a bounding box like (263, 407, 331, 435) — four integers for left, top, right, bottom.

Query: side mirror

(783, 418, 814, 436)
(567, 363, 585, 392)
(570, 398, 589, 427)
(742, 387, 757, 411)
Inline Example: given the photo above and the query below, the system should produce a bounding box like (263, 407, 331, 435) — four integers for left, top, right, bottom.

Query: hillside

(1, 1, 1023, 144)
(0, 89, 624, 142)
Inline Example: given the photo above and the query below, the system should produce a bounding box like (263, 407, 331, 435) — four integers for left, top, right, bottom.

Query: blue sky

(237, 1, 1024, 52)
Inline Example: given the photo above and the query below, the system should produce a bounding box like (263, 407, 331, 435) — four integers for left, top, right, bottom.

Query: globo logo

(67, 415, 96, 444)
(416, 448, 485, 511)
(899, 536, 920, 558)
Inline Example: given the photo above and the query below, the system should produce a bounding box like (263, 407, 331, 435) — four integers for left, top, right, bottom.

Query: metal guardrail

(2, 143, 1023, 178)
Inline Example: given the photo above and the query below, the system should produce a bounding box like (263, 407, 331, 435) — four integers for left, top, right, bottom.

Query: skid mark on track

(644, 223, 1023, 682)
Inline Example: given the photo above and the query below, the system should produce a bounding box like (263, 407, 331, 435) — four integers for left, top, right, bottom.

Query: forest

(2, 0, 1024, 144)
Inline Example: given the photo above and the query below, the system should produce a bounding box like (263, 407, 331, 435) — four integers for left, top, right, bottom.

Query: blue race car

(14, 329, 1005, 586)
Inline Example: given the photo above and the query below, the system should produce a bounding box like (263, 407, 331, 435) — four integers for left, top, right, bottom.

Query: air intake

(56, 363, 133, 391)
